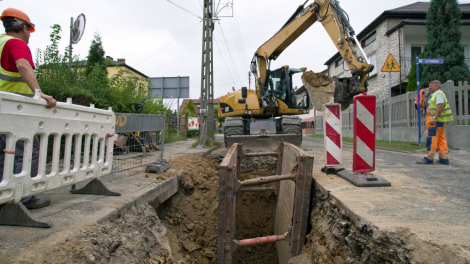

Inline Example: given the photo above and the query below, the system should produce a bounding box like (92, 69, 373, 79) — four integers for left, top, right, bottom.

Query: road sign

(418, 58, 444, 64)
(381, 54, 401, 72)
(353, 94, 376, 173)
(323, 103, 342, 167)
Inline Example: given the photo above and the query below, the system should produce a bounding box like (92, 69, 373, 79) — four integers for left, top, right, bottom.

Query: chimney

(106, 56, 113, 61)
(117, 58, 126, 64)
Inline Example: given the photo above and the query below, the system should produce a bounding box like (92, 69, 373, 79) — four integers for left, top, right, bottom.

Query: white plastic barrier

(0, 91, 117, 205)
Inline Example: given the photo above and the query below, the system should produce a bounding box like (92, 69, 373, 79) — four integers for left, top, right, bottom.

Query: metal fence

(315, 81, 470, 148)
(112, 113, 166, 173)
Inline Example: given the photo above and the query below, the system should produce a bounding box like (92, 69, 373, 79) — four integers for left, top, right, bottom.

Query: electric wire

(228, 18, 247, 73)
(192, 78, 249, 88)
(166, 0, 202, 20)
(214, 36, 238, 88)
(136, 21, 201, 66)
(217, 21, 243, 87)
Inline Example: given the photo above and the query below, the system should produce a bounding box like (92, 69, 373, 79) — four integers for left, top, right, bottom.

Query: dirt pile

(233, 169, 279, 264)
(301, 71, 335, 111)
(31, 204, 174, 264)
(158, 155, 220, 264)
(301, 71, 333, 87)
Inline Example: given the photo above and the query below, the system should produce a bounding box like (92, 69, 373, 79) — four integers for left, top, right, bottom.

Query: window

(335, 57, 344, 68)
(411, 46, 422, 62)
(361, 31, 376, 47)
(369, 53, 377, 76)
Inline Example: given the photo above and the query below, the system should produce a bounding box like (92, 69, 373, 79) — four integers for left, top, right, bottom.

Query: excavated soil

(301, 71, 335, 111)
(29, 204, 175, 264)
(289, 182, 467, 264)
(301, 71, 333, 87)
(158, 154, 280, 264)
(232, 168, 279, 264)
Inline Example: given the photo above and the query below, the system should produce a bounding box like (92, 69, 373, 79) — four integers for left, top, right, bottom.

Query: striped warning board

(353, 94, 376, 173)
(323, 103, 342, 166)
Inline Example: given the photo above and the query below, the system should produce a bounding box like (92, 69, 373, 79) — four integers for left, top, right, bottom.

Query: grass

(308, 133, 424, 152)
(164, 134, 188, 144)
(191, 137, 222, 150)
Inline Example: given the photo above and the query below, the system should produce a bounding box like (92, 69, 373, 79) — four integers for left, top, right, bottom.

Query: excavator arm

(252, 0, 374, 108)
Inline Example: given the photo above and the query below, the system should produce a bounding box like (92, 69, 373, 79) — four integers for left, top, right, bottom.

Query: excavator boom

(220, 0, 375, 151)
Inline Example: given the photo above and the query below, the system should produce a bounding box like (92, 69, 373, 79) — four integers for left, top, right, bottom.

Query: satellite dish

(71, 13, 86, 44)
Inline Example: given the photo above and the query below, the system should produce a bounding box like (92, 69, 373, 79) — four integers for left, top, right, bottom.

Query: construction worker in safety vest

(0, 8, 55, 209)
(416, 80, 453, 165)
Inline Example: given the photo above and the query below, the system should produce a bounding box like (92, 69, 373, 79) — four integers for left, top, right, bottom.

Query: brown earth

(301, 71, 333, 87)
(17, 153, 289, 264)
(30, 204, 175, 264)
(232, 168, 279, 264)
(301, 71, 335, 111)
(157, 155, 221, 264)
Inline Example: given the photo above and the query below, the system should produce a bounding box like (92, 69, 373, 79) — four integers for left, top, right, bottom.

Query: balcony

(402, 57, 470, 80)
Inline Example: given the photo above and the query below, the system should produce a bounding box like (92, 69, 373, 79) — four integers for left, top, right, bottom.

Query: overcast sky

(3, 0, 470, 106)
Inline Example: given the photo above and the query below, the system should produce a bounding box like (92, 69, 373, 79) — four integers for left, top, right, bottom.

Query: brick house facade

(324, 2, 470, 100)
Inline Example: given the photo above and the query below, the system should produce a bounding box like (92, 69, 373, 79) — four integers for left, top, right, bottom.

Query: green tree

(85, 33, 107, 76)
(35, 24, 94, 105)
(421, 0, 470, 86)
(183, 99, 197, 116)
(83, 33, 110, 108)
(406, 52, 425, 91)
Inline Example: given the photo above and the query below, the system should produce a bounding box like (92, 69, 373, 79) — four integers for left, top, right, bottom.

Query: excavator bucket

(226, 134, 302, 152)
(301, 71, 335, 111)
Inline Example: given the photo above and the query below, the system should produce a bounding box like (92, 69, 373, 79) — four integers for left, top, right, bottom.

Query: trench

(23, 153, 447, 264)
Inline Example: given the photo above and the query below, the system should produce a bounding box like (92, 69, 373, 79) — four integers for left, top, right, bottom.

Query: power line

(217, 21, 243, 87)
(214, 37, 238, 88)
(136, 21, 201, 66)
(167, 0, 202, 19)
(233, 8, 249, 64)
(228, 18, 247, 72)
(192, 78, 249, 88)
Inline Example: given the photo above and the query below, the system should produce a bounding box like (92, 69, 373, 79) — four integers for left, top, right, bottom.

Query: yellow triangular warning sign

(381, 54, 401, 72)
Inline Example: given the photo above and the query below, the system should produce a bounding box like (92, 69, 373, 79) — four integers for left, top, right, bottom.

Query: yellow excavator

(219, 0, 374, 149)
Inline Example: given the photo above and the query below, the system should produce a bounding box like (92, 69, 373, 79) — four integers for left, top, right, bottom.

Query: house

(179, 98, 219, 114)
(105, 56, 148, 81)
(324, 2, 470, 100)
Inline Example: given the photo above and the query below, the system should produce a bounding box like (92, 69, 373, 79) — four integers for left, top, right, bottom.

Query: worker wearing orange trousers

(417, 80, 453, 165)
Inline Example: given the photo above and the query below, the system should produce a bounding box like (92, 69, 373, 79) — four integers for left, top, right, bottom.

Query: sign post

(416, 58, 444, 146)
(381, 53, 401, 142)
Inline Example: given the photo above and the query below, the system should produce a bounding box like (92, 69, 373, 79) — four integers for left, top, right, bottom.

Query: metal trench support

(217, 142, 314, 264)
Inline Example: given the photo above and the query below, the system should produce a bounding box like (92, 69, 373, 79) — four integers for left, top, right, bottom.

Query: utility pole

(198, 0, 214, 147)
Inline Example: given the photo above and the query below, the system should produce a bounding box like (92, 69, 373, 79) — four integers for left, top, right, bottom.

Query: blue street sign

(418, 58, 444, 64)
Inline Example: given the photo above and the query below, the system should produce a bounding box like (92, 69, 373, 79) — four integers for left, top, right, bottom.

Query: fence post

(406, 92, 411, 128)
(446, 81, 457, 127)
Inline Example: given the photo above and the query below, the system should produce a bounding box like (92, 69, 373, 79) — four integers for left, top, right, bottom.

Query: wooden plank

(275, 143, 298, 264)
(217, 143, 240, 264)
(274, 143, 314, 264)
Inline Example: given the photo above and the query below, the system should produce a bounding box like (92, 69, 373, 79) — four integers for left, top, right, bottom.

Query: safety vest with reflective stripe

(428, 90, 453, 122)
(0, 34, 32, 95)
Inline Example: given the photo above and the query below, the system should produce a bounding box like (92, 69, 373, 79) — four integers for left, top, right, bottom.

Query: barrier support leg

(0, 203, 53, 228)
(70, 179, 121, 196)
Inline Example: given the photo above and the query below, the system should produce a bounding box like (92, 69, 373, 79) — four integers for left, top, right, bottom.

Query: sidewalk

(0, 139, 208, 263)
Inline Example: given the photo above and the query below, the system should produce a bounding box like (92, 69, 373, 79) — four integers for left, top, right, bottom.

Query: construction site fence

(0, 91, 117, 205)
(315, 80, 470, 149)
(112, 113, 166, 173)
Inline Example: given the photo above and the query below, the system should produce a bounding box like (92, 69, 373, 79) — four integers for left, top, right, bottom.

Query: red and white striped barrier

(323, 104, 342, 166)
(353, 94, 376, 173)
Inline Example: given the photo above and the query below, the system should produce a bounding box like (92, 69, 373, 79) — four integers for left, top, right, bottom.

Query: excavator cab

(269, 67, 310, 109)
